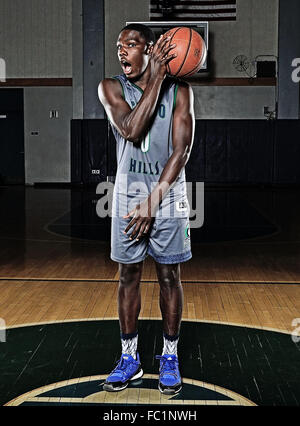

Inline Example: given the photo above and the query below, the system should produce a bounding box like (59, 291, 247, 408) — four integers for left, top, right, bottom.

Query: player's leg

(155, 261, 183, 395)
(103, 262, 144, 392)
(118, 261, 143, 342)
(148, 216, 191, 395)
(155, 262, 183, 340)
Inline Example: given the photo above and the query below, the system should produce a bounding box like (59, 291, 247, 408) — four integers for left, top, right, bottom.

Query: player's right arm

(98, 36, 176, 144)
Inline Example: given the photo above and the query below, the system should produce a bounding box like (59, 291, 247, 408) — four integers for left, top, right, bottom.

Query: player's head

(117, 24, 155, 79)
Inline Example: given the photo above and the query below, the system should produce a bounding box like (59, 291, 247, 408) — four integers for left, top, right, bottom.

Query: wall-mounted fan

(233, 55, 250, 73)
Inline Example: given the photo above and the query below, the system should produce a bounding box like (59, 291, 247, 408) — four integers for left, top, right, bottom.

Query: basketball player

(98, 23, 195, 395)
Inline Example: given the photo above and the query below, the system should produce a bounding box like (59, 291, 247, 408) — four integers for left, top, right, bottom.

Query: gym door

(0, 89, 25, 184)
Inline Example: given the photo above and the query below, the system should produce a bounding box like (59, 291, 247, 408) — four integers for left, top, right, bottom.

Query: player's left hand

(123, 201, 154, 241)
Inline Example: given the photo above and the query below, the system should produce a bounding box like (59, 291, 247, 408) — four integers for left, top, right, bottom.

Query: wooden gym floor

(0, 184, 300, 331)
(0, 185, 300, 406)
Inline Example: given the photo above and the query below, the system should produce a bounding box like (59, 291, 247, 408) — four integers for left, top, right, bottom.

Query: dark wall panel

(71, 120, 82, 184)
(185, 120, 205, 182)
(246, 121, 274, 184)
(71, 119, 108, 184)
(274, 120, 300, 183)
(227, 121, 249, 183)
(205, 121, 228, 182)
(82, 120, 108, 183)
(107, 124, 118, 179)
(71, 118, 300, 185)
(187, 121, 276, 184)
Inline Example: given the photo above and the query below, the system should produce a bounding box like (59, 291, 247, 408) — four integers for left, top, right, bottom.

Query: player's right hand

(148, 35, 177, 80)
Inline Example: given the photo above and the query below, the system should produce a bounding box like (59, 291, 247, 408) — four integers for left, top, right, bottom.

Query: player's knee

(119, 263, 142, 288)
(158, 275, 181, 290)
(156, 264, 181, 290)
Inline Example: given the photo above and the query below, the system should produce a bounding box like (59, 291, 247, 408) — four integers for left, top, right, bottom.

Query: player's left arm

(123, 82, 195, 241)
(156, 81, 195, 193)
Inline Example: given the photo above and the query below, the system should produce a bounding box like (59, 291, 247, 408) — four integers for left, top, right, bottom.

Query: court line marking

(4, 317, 294, 336)
(1, 277, 300, 284)
(4, 374, 256, 406)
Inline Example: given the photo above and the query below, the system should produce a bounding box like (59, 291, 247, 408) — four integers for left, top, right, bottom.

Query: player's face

(117, 30, 151, 79)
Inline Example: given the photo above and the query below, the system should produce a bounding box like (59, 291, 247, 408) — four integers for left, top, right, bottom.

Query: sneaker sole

(103, 368, 143, 392)
(158, 382, 182, 395)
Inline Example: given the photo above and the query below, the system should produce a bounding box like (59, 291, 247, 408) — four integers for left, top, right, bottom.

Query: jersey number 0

(141, 131, 150, 153)
(141, 104, 165, 153)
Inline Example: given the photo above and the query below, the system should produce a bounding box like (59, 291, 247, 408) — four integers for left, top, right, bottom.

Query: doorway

(0, 89, 25, 184)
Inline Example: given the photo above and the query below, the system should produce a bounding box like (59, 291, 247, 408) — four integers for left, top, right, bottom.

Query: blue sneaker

(156, 354, 182, 395)
(103, 353, 143, 392)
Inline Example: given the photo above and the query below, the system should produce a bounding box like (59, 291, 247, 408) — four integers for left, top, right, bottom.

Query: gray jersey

(111, 74, 189, 219)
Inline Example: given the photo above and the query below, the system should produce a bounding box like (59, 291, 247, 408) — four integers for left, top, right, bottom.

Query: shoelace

(155, 355, 179, 378)
(112, 355, 133, 377)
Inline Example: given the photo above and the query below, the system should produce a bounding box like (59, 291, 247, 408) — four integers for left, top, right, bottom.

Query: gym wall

(0, 0, 72, 184)
(24, 87, 72, 184)
(105, 0, 278, 79)
(1, 0, 297, 185)
(104, 0, 278, 120)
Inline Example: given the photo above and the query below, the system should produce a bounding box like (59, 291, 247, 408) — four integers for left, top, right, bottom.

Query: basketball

(163, 27, 207, 77)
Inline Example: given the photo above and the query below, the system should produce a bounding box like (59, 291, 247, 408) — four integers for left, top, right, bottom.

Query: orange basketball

(163, 27, 207, 77)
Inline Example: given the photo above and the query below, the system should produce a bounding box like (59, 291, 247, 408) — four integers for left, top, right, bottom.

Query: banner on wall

(150, 0, 237, 22)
